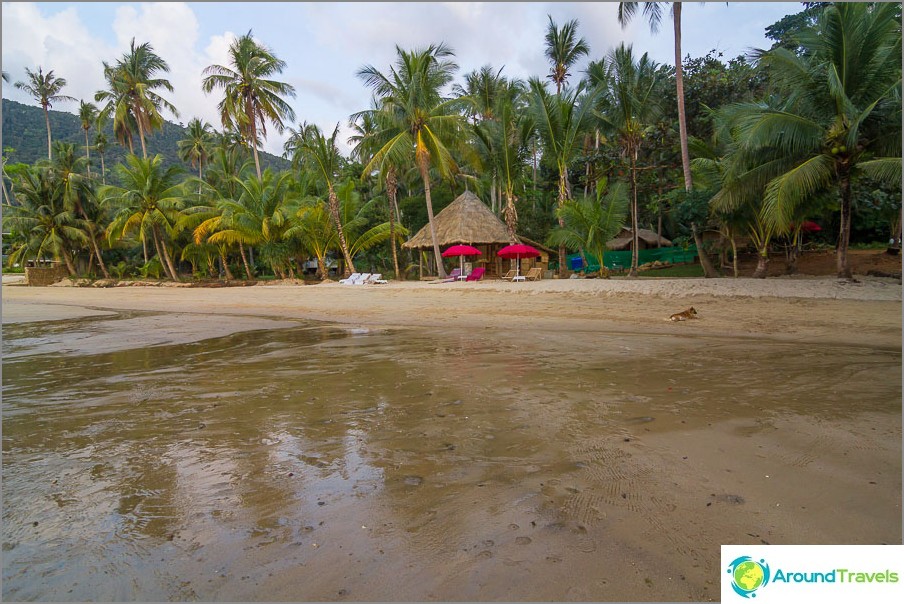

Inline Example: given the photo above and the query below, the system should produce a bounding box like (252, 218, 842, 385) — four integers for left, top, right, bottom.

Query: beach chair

(366, 273, 387, 284)
(465, 267, 485, 281)
(525, 267, 543, 281)
(500, 269, 517, 281)
(352, 273, 371, 285)
(339, 272, 361, 284)
(441, 268, 462, 282)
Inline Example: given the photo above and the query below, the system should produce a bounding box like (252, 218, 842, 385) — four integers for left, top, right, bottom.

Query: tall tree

(285, 122, 356, 276)
(78, 100, 98, 177)
(95, 39, 178, 159)
(714, 2, 902, 279)
(544, 15, 591, 95)
(202, 30, 297, 181)
(356, 43, 464, 279)
(102, 154, 185, 281)
(528, 77, 601, 275)
(178, 118, 215, 188)
(14, 67, 76, 159)
(596, 44, 663, 277)
(618, 2, 721, 277)
(94, 131, 109, 185)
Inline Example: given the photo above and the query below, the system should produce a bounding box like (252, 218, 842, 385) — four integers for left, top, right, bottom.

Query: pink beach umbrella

(441, 244, 482, 277)
(496, 243, 541, 279)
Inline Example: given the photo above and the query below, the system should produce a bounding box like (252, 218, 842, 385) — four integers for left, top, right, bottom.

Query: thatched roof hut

(402, 190, 513, 250)
(607, 227, 673, 250)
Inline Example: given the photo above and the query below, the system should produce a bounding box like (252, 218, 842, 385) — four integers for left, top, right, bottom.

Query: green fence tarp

(567, 246, 699, 272)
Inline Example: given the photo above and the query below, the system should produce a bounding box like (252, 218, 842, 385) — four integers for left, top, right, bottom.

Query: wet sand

(1, 278, 901, 601)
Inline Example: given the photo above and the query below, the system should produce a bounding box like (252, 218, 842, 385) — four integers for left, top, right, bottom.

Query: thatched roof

(606, 227, 673, 250)
(402, 190, 513, 249)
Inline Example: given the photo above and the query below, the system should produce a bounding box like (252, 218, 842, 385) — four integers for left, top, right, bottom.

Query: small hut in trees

(606, 227, 673, 251)
(403, 190, 550, 278)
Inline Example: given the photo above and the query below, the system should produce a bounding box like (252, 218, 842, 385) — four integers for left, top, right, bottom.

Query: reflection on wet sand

(2, 313, 901, 601)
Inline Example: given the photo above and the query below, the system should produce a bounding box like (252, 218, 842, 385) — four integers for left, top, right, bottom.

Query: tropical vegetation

(3, 4, 900, 283)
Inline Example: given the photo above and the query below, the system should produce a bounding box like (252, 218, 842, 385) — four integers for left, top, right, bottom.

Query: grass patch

(637, 263, 704, 278)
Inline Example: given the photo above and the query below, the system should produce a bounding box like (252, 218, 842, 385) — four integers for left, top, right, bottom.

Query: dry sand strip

(2, 276, 901, 350)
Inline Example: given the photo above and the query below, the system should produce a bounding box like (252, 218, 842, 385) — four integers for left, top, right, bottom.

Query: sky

(1, 1, 802, 157)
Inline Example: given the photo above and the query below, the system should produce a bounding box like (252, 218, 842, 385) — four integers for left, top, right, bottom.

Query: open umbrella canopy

(442, 244, 482, 258)
(497, 244, 541, 259)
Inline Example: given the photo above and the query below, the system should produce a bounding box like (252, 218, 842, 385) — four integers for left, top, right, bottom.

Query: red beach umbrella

(801, 220, 822, 233)
(441, 245, 482, 278)
(496, 244, 541, 279)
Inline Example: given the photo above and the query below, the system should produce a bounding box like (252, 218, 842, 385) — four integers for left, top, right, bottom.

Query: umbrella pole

(460, 256, 464, 280)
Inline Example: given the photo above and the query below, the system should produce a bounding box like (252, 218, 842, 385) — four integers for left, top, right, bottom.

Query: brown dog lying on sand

(668, 307, 698, 321)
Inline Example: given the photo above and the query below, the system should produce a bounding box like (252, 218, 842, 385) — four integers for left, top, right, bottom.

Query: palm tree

(544, 15, 591, 95)
(94, 131, 109, 185)
(618, 2, 722, 278)
(356, 43, 464, 278)
(102, 154, 185, 281)
(527, 77, 601, 275)
(547, 180, 630, 277)
(14, 67, 76, 159)
(595, 44, 663, 277)
(178, 118, 215, 190)
(95, 39, 178, 159)
(285, 122, 356, 276)
(42, 142, 110, 278)
(78, 101, 98, 178)
(4, 166, 86, 275)
(714, 2, 902, 279)
(202, 31, 296, 181)
(348, 107, 403, 278)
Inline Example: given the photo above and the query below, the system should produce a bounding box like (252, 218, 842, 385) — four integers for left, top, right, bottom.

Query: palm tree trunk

(150, 230, 171, 280)
(557, 166, 568, 277)
(100, 153, 106, 184)
(328, 185, 357, 277)
(135, 106, 148, 159)
(89, 232, 110, 278)
(628, 151, 639, 278)
(219, 250, 234, 280)
(417, 156, 446, 279)
(504, 189, 518, 243)
(60, 245, 77, 276)
(248, 101, 263, 181)
(142, 235, 149, 264)
(239, 242, 254, 279)
(44, 105, 53, 160)
(387, 168, 401, 280)
(84, 128, 92, 178)
(837, 172, 853, 279)
(674, 3, 692, 193)
(152, 226, 180, 281)
(730, 234, 739, 278)
(691, 222, 719, 277)
(752, 250, 769, 279)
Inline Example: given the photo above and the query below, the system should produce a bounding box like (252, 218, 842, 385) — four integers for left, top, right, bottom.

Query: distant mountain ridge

(1, 98, 291, 172)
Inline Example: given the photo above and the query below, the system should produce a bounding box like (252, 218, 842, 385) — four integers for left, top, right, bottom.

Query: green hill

(1, 98, 291, 172)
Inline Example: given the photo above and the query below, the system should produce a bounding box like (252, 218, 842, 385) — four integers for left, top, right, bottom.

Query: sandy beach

(2, 275, 901, 601)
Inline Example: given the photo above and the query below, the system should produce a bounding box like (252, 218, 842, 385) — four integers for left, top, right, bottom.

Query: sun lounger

(352, 272, 371, 285)
(339, 272, 361, 284)
(466, 267, 485, 281)
(441, 268, 462, 282)
(365, 273, 387, 284)
(500, 269, 517, 281)
(525, 267, 543, 281)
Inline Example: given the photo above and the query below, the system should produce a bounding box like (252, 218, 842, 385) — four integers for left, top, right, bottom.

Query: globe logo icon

(727, 556, 771, 598)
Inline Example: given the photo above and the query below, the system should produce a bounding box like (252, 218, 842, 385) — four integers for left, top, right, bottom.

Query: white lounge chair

(351, 273, 371, 285)
(366, 273, 387, 284)
(339, 272, 361, 284)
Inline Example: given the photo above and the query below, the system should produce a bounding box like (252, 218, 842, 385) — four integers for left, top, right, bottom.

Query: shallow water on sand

(2, 312, 901, 601)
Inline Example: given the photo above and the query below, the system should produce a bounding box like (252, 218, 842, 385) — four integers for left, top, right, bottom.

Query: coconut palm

(356, 43, 465, 279)
(94, 131, 109, 185)
(595, 44, 664, 277)
(102, 154, 185, 281)
(41, 142, 110, 278)
(348, 107, 403, 278)
(544, 15, 591, 95)
(95, 39, 178, 159)
(14, 67, 76, 159)
(202, 31, 297, 181)
(178, 118, 216, 192)
(453, 65, 509, 123)
(714, 2, 902, 279)
(547, 180, 630, 277)
(4, 166, 86, 275)
(78, 101, 98, 177)
(527, 77, 601, 275)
